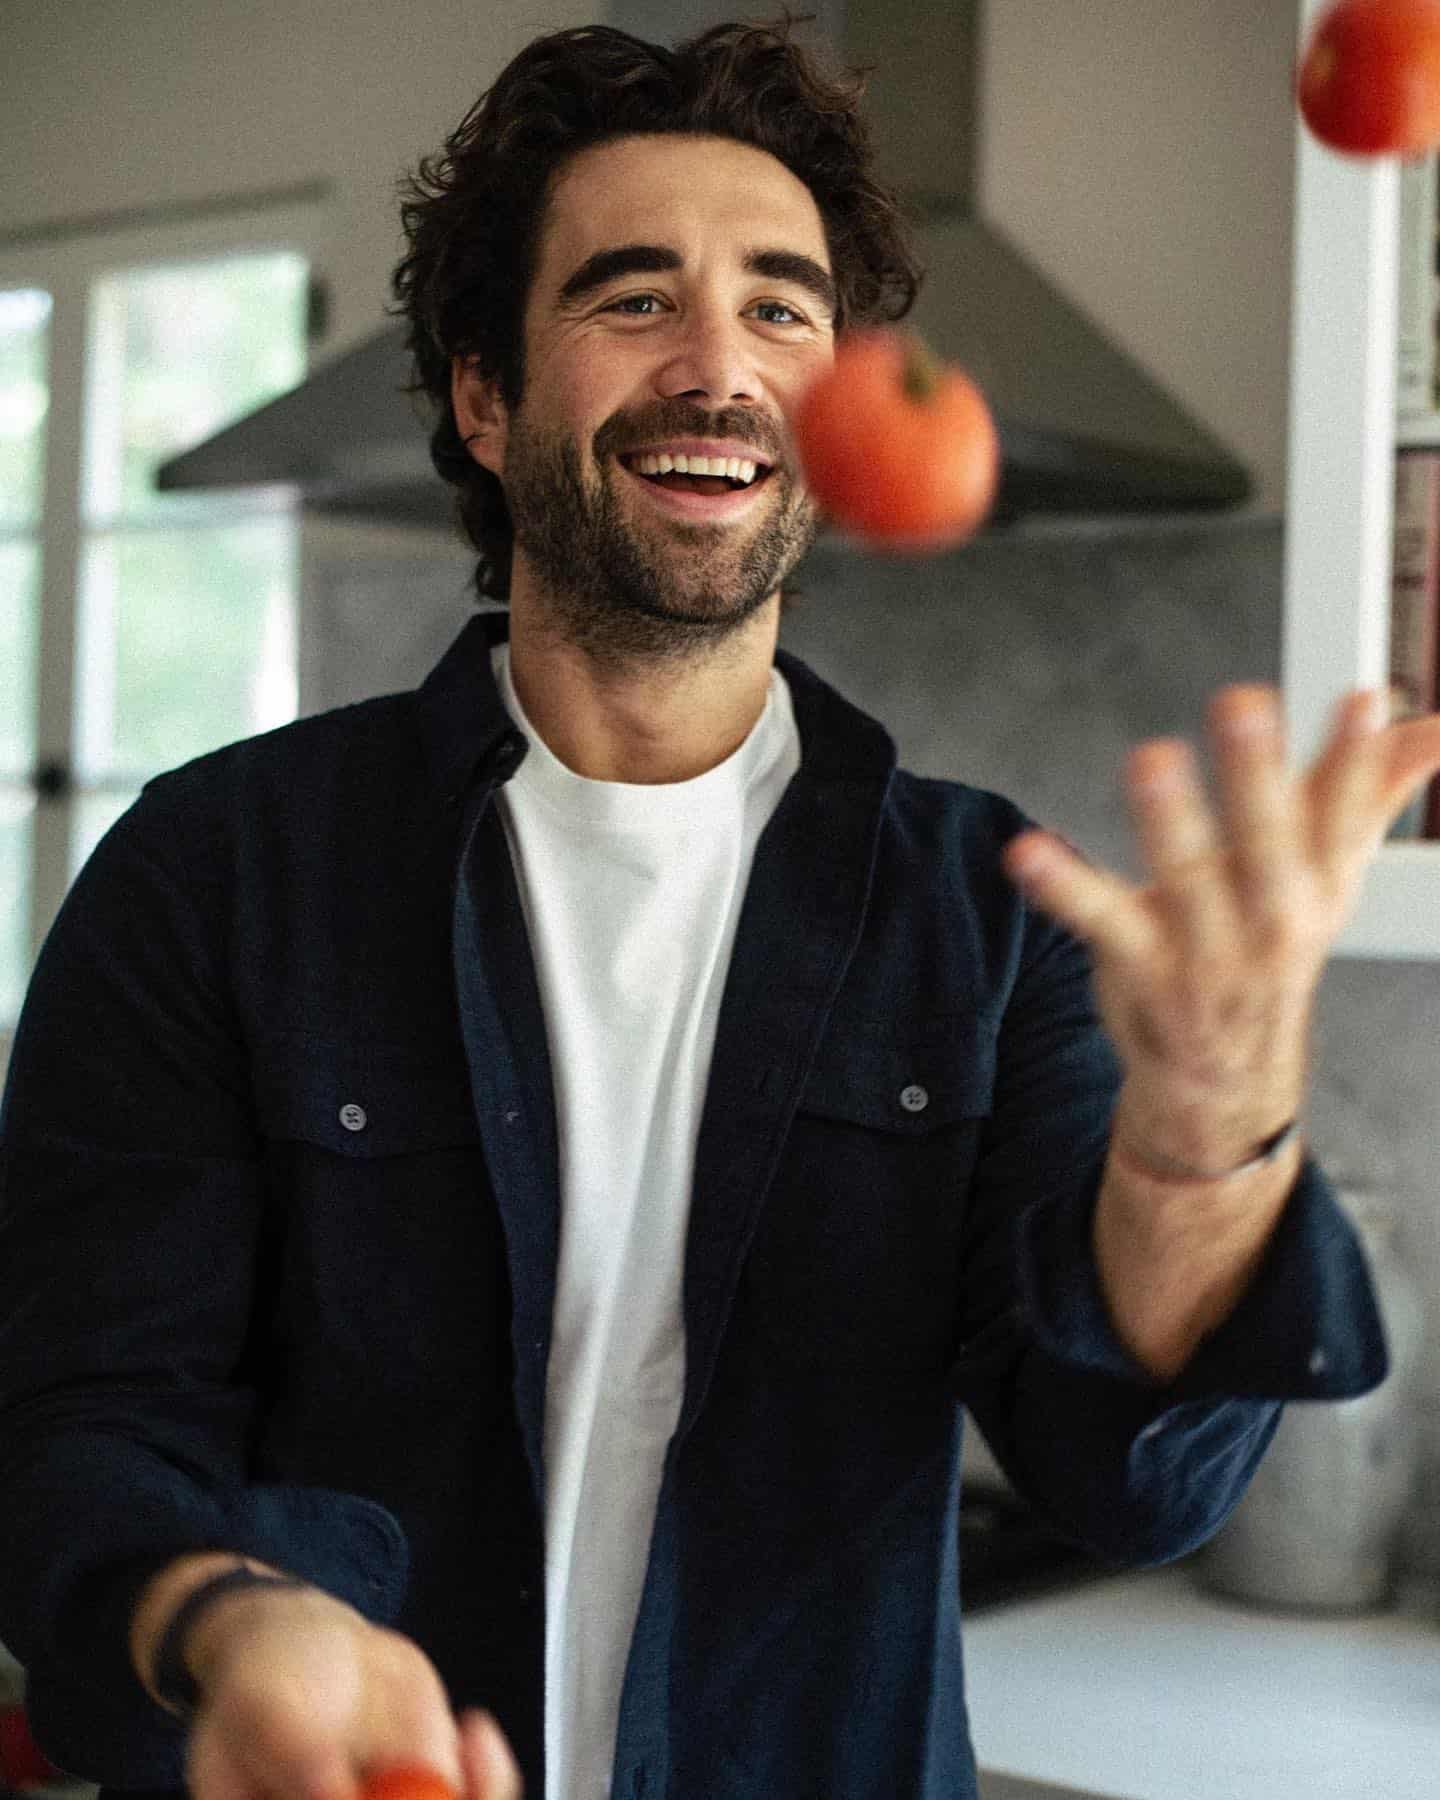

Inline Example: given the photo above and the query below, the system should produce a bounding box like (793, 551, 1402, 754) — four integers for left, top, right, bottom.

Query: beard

(497, 412, 822, 669)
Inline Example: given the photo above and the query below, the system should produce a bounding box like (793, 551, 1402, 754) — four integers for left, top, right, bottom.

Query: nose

(652, 304, 764, 406)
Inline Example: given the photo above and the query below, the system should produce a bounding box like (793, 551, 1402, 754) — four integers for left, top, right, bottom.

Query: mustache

(596, 408, 787, 465)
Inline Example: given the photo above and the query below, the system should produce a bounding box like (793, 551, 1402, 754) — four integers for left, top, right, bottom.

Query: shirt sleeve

(1013, 1144, 1387, 1400)
(947, 839, 1387, 1567)
(0, 772, 408, 1788)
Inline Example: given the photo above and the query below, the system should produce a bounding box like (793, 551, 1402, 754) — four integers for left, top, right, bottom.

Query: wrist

(166, 1566, 311, 1717)
(1111, 1116, 1302, 1185)
(132, 1556, 304, 1718)
(1110, 1068, 1306, 1185)
(131, 1553, 249, 1703)
(1096, 1125, 1304, 1380)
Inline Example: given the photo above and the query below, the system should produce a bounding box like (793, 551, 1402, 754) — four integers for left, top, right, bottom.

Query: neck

(503, 593, 782, 784)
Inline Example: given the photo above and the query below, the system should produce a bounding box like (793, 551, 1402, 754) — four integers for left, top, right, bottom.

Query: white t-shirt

(490, 642, 801, 1800)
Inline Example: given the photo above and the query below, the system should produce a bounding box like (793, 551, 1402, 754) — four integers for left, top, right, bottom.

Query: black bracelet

(1117, 1117, 1301, 1183)
(151, 1564, 308, 1720)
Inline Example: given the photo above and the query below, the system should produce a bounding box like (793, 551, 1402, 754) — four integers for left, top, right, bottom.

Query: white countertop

(965, 1562, 1440, 1800)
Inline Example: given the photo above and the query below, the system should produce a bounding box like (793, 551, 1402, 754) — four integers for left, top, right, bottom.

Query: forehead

(536, 133, 830, 281)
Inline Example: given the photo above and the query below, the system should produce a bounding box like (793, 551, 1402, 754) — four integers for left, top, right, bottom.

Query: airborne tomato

(361, 1764, 461, 1800)
(1297, 0, 1440, 156)
(792, 328, 1000, 553)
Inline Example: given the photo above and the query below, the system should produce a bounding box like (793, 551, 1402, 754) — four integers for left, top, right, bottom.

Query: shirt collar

(416, 609, 521, 807)
(414, 605, 899, 806)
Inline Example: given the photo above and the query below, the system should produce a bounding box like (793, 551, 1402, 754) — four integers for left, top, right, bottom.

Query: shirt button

(900, 1084, 929, 1114)
(339, 1103, 368, 1133)
(1308, 1346, 1329, 1376)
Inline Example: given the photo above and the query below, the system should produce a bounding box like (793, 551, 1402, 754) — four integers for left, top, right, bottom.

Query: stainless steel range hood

(155, 0, 1252, 525)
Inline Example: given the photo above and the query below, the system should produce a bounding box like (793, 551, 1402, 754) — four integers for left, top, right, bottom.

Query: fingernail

(1358, 689, 1389, 733)
(1219, 704, 1271, 739)
(476, 1714, 519, 1790)
(1131, 759, 1186, 797)
(1338, 690, 1383, 736)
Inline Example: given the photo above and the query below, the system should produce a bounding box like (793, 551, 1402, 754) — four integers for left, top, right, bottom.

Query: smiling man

(1, 17, 1434, 1800)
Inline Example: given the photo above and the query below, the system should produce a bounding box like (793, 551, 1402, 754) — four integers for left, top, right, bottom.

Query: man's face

(452, 132, 837, 662)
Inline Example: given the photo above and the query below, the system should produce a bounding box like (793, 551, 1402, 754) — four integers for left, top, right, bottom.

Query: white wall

(980, 0, 1301, 517)
(1, 0, 591, 356)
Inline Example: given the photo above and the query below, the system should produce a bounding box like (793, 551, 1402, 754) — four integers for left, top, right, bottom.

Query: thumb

(458, 1710, 522, 1800)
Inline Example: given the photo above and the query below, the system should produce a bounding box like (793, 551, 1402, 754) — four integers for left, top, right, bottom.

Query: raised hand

(1001, 684, 1440, 1165)
(1000, 683, 1440, 1378)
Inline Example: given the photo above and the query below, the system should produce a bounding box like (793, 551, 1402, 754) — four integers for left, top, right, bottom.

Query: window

(0, 199, 321, 1051)
(0, 289, 48, 1029)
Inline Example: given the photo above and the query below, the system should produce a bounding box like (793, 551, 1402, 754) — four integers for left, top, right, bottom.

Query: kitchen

(2, 2, 1438, 1797)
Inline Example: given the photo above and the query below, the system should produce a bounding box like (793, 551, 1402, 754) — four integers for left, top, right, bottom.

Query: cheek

(525, 339, 608, 434)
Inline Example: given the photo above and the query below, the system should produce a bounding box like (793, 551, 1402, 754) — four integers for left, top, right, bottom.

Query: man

(2, 17, 1437, 1800)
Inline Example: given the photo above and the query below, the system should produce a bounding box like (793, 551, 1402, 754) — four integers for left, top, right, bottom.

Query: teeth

(627, 451, 762, 484)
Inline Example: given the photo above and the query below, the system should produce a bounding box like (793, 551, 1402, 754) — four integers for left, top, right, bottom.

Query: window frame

(0, 196, 328, 1066)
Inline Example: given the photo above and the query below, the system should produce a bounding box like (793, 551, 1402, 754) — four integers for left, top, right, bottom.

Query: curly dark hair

(389, 10, 924, 604)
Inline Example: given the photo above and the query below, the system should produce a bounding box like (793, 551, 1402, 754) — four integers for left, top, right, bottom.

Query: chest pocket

(253, 1046, 482, 1156)
(745, 1021, 997, 1373)
(251, 1042, 502, 1386)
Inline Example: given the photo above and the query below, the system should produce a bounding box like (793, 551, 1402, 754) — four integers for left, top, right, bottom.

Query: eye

(601, 293, 809, 326)
(605, 293, 666, 316)
(753, 299, 807, 325)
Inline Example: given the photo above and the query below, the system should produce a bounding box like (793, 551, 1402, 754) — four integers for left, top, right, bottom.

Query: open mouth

(615, 451, 776, 515)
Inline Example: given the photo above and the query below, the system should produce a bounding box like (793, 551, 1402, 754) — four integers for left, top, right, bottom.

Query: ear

(451, 354, 509, 478)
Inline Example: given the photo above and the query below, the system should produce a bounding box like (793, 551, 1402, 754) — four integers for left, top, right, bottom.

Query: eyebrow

(554, 242, 838, 320)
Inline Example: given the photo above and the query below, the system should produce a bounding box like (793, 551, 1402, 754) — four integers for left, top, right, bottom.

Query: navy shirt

(0, 610, 1386, 1800)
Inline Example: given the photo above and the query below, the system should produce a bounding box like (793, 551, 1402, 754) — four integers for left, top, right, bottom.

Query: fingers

(185, 1719, 268, 1800)
(1003, 680, 1435, 1095)
(1205, 686, 1304, 921)
(182, 1601, 475, 1800)
(1003, 688, 1289, 961)
(1010, 684, 1351, 960)
(1307, 691, 1440, 887)
(1124, 736, 1232, 955)
(191, 1690, 483, 1800)
(459, 1710, 523, 1800)
(1307, 688, 1390, 876)
(1003, 828, 1153, 960)
(188, 1700, 358, 1800)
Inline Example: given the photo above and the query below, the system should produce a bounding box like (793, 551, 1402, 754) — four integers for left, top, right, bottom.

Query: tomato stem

(901, 334, 942, 403)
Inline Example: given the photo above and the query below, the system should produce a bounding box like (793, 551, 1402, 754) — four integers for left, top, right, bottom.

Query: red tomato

(0, 1704, 61, 1789)
(1297, 0, 1440, 156)
(792, 327, 1000, 553)
(361, 1764, 460, 1800)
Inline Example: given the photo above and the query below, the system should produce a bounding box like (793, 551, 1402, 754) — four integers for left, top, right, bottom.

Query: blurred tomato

(1297, 0, 1440, 155)
(361, 1764, 460, 1800)
(0, 1705, 61, 1789)
(792, 328, 1000, 553)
